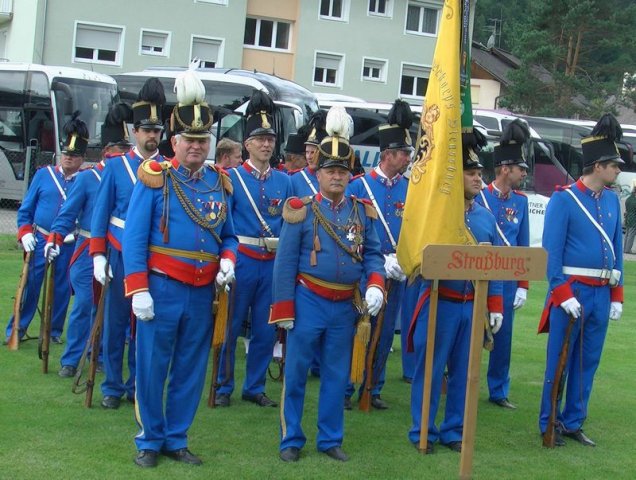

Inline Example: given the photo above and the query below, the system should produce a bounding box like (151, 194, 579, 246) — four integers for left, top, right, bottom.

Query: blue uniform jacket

(290, 166, 319, 197)
(347, 169, 407, 254)
(123, 159, 238, 295)
(539, 179, 623, 332)
(476, 183, 530, 289)
(17, 166, 78, 240)
(90, 148, 160, 254)
(270, 193, 386, 323)
(229, 162, 292, 260)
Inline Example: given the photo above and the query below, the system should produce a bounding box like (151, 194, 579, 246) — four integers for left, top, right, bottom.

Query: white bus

(0, 63, 118, 202)
(113, 68, 320, 163)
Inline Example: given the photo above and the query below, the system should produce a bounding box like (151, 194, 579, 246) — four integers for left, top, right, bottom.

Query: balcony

(0, 0, 12, 26)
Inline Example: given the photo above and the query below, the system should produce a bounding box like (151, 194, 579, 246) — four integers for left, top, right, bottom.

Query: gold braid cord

(311, 201, 363, 263)
(167, 170, 225, 244)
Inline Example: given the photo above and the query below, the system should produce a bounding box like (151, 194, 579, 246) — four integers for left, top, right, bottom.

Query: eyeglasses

(251, 136, 276, 144)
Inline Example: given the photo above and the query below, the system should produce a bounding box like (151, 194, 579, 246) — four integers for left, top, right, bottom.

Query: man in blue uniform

(90, 78, 166, 409)
(5, 113, 86, 344)
(215, 90, 292, 408)
(271, 106, 385, 462)
(290, 111, 326, 198)
(408, 132, 504, 454)
(281, 132, 307, 174)
(44, 104, 133, 377)
(346, 99, 412, 410)
(538, 113, 624, 447)
(123, 71, 238, 468)
(475, 119, 530, 410)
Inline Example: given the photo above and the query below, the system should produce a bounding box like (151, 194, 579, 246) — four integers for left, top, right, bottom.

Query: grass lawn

(1, 234, 635, 479)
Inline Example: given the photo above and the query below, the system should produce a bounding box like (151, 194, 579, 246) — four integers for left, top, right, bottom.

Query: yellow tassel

(212, 288, 229, 349)
(313, 234, 321, 252)
(350, 314, 371, 384)
(310, 249, 317, 266)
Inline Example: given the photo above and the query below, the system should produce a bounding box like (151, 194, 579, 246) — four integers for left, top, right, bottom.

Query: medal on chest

(346, 223, 364, 254)
(268, 198, 282, 216)
(394, 201, 405, 218)
(505, 207, 518, 223)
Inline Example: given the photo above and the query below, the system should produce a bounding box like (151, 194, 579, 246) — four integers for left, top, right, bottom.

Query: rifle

(359, 280, 392, 412)
(8, 251, 32, 351)
(208, 280, 235, 408)
(78, 255, 111, 407)
(543, 313, 577, 448)
(38, 260, 55, 374)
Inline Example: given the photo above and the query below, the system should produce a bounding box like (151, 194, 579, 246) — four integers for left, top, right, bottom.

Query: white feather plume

(174, 61, 205, 105)
(326, 105, 351, 140)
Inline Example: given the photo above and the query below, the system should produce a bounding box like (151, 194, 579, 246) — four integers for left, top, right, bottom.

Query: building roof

(471, 41, 520, 86)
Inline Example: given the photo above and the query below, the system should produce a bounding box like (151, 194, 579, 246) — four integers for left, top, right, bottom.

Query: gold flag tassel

(350, 290, 370, 384)
(310, 218, 320, 266)
(212, 287, 229, 349)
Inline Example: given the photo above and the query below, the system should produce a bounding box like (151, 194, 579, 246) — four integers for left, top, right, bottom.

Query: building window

(244, 17, 291, 51)
(73, 22, 124, 65)
(191, 36, 223, 68)
(314, 52, 344, 87)
(400, 64, 430, 98)
(320, 0, 350, 21)
(368, 0, 391, 16)
(406, 3, 439, 35)
(139, 30, 170, 57)
(362, 57, 387, 83)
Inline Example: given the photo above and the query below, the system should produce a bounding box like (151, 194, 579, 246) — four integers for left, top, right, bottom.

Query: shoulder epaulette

(283, 196, 311, 223)
(349, 173, 365, 183)
(352, 196, 377, 219)
(555, 184, 572, 192)
(138, 160, 169, 188)
(513, 189, 527, 197)
(208, 164, 233, 195)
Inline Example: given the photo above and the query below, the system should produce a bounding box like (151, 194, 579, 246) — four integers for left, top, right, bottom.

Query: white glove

(278, 320, 294, 330)
(44, 242, 60, 261)
(609, 302, 623, 321)
(92, 254, 113, 286)
(215, 258, 235, 287)
(20, 233, 36, 252)
(365, 286, 384, 317)
(132, 291, 154, 321)
(63, 234, 75, 244)
(489, 313, 504, 334)
(513, 287, 527, 310)
(384, 253, 406, 281)
(560, 297, 582, 318)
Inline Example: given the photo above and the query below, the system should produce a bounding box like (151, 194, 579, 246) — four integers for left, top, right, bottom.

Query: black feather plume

(387, 99, 413, 129)
(500, 119, 530, 145)
(591, 113, 622, 142)
(462, 126, 488, 152)
(296, 124, 311, 142)
(105, 102, 133, 126)
(246, 90, 274, 116)
(308, 110, 327, 130)
(136, 77, 166, 105)
(63, 111, 89, 138)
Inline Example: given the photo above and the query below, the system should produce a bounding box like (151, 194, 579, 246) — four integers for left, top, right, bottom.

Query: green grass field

(1, 234, 635, 479)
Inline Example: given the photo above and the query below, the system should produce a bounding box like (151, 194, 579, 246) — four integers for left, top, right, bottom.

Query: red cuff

(17, 224, 33, 240)
(367, 272, 385, 293)
(48, 232, 64, 246)
(268, 300, 295, 324)
(124, 272, 148, 297)
(220, 250, 237, 265)
(610, 286, 623, 303)
(517, 280, 529, 290)
(90, 237, 107, 255)
(487, 295, 503, 314)
(552, 282, 574, 306)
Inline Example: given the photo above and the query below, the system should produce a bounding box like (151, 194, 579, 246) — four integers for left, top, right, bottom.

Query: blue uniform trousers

(400, 278, 420, 381)
(280, 285, 356, 451)
(100, 248, 135, 399)
(5, 232, 73, 339)
(346, 280, 405, 397)
(60, 243, 96, 367)
(487, 280, 517, 401)
(134, 275, 214, 452)
(539, 283, 610, 433)
(409, 297, 472, 445)
(217, 253, 276, 397)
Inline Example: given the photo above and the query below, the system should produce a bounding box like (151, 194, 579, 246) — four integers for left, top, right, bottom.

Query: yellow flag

(397, 0, 475, 277)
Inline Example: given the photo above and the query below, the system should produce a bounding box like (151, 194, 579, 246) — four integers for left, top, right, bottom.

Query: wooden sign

(417, 244, 547, 480)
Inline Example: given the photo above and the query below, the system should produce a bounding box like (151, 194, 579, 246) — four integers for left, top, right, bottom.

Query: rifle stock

(359, 280, 392, 412)
(208, 281, 234, 408)
(38, 261, 55, 373)
(543, 314, 577, 448)
(8, 251, 32, 351)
